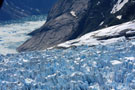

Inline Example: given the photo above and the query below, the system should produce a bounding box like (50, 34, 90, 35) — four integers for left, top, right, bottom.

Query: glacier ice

(0, 15, 46, 55)
(0, 39, 135, 90)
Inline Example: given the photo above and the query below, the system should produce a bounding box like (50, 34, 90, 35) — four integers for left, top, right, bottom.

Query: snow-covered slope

(57, 20, 135, 48)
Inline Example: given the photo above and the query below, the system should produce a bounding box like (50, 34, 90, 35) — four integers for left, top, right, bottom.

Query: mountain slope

(0, 0, 56, 21)
(17, 0, 135, 52)
(56, 20, 135, 48)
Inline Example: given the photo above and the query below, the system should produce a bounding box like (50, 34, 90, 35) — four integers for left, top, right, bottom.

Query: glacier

(0, 39, 135, 90)
(0, 15, 46, 55)
(0, 16, 135, 89)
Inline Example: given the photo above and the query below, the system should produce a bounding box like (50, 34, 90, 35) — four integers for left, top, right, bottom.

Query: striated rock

(17, 0, 135, 52)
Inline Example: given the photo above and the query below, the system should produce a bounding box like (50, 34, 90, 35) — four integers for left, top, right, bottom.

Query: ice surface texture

(0, 40, 135, 90)
(0, 15, 46, 55)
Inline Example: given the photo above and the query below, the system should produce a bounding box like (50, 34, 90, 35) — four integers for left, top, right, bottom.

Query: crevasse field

(0, 39, 135, 90)
(0, 16, 135, 90)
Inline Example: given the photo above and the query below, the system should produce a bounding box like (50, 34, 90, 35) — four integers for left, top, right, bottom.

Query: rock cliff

(17, 0, 135, 52)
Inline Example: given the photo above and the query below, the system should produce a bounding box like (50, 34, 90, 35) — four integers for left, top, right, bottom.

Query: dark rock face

(0, 0, 4, 8)
(17, 0, 135, 52)
(0, 0, 56, 21)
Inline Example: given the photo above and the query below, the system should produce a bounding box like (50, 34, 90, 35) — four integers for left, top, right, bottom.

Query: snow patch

(97, 1, 100, 5)
(116, 15, 122, 19)
(125, 57, 135, 61)
(131, 42, 135, 45)
(23, 59, 29, 62)
(111, 60, 122, 65)
(126, 30, 135, 34)
(70, 11, 77, 17)
(111, 0, 129, 14)
(25, 78, 34, 84)
(99, 21, 104, 26)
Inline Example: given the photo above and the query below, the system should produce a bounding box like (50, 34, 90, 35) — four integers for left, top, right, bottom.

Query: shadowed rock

(0, 0, 4, 8)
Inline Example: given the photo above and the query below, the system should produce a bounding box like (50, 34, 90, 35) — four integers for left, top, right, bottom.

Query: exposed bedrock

(17, 0, 135, 52)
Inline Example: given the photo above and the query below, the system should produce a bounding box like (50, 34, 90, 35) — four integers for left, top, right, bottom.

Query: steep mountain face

(0, 0, 56, 21)
(17, 0, 135, 52)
